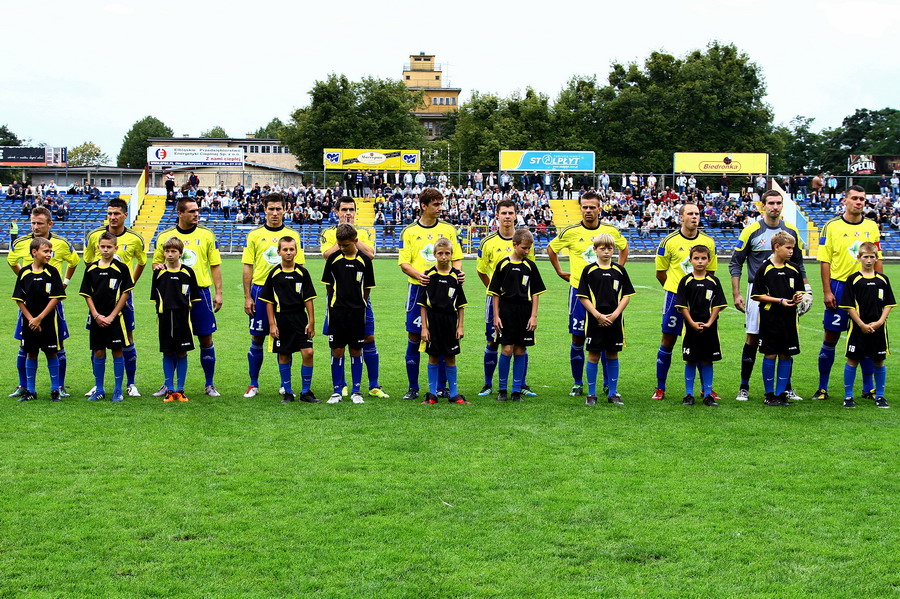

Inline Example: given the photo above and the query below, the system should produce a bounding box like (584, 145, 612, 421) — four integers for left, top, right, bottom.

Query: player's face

(164, 248, 181, 265)
(858, 252, 877, 271)
(773, 242, 794, 262)
(265, 202, 285, 227)
(422, 199, 443, 219)
(513, 241, 532, 260)
(844, 190, 866, 217)
(763, 197, 783, 220)
(338, 202, 356, 223)
(595, 245, 614, 263)
(98, 240, 117, 261)
(690, 252, 709, 271)
(435, 246, 452, 267)
(497, 206, 516, 227)
(278, 242, 297, 264)
(179, 202, 200, 228)
(337, 238, 357, 256)
(32, 245, 52, 266)
(580, 199, 599, 224)
(681, 205, 700, 231)
(30, 215, 50, 237)
(107, 208, 125, 229)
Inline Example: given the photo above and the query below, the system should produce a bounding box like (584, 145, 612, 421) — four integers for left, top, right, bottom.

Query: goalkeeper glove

(798, 283, 814, 316)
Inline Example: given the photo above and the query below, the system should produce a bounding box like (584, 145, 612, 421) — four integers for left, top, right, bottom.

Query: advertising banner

(847, 154, 900, 176)
(323, 149, 421, 170)
(673, 152, 768, 174)
(499, 150, 595, 172)
(147, 146, 244, 167)
(0, 146, 67, 167)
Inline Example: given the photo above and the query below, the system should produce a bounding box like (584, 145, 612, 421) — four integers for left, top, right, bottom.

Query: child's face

(773, 242, 794, 262)
(337, 238, 357, 256)
(435, 246, 452, 266)
(859, 251, 878, 271)
(595, 244, 614, 263)
(513, 241, 532, 260)
(164, 248, 182, 264)
(98, 240, 117, 261)
(279, 242, 297, 264)
(31, 244, 52, 265)
(690, 251, 709, 271)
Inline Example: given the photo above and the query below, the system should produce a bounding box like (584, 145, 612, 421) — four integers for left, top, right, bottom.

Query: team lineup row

(8, 187, 893, 408)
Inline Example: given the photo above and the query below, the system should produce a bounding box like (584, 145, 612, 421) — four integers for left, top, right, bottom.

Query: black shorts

(158, 310, 194, 353)
(327, 307, 365, 350)
(682, 324, 722, 362)
(88, 315, 128, 351)
(270, 310, 312, 354)
(846, 326, 888, 361)
(585, 315, 624, 353)
(424, 310, 461, 357)
(20, 313, 60, 354)
(497, 302, 535, 347)
(758, 312, 800, 356)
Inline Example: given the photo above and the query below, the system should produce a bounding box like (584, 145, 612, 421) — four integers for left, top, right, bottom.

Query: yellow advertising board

(673, 153, 768, 174)
(323, 148, 421, 171)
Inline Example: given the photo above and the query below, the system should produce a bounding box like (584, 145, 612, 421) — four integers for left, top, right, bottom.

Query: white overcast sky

(4, 0, 897, 163)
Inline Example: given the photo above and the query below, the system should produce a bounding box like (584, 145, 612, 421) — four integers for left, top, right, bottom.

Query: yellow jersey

(83, 226, 147, 277)
(319, 225, 374, 255)
(398, 219, 463, 285)
(476, 231, 535, 294)
(8, 232, 80, 274)
(817, 216, 882, 282)
(241, 225, 303, 286)
(548, 222, 627, 289)
(152, 225, 222, 288)
(654, 230, 718, 294)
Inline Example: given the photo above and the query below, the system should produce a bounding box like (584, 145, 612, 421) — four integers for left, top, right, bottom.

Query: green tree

(281, 74, 426, 169)
(769, 116, 824, 175)
(253, 117, 285, 139)
(817, 107, 900, 173)
(200, 126, 228, 138)
(0, 124, 22, 146)
(117, 116, 173, 168)
(68, 141, 110, 167)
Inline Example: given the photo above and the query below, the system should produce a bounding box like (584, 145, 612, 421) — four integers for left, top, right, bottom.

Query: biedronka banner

(673, 153, 768, 174)
(323, 149, 421, 170)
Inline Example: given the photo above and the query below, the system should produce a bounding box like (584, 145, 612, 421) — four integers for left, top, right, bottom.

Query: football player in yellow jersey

(151, 199, 223, 397)
(7, 207, 80, 398)
(547, 191, 628, 397)
(241, 193, 302, 398)
(475, 199, 536, 398)
(82, 199, 146, 397)
(814, 185, 883, 400)
(651, 202, 718, 401)
(398, 188, 464, 400)
(320, 196, 388, 398)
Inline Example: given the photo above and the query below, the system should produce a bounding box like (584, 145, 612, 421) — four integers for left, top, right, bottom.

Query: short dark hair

(177, 198, 198, 213)
(108, 198, 128, 213)
(689, 245, 710, 258)
(419, 188, 443, 206)
(162, 236, 184, 253)
(579, 191, 601, 204)
(277, 236, 297, 250)
(512, 229, 533, 245)
(30, 237, 51, 253)
(496, 199, 516, 212)
(98, 231, 117, 245)
(338, 196, 356, 209)
(264, 193, 286, 209)
(847, 184, 866, 195)
(336, 223, 357, 242)
(761, 190, 782, 203)
(31, 206, 52, 221)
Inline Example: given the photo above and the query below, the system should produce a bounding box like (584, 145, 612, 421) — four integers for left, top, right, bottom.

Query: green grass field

(1, 257, 897, 598)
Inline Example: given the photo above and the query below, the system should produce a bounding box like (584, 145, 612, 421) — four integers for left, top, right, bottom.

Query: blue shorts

(16, 303, 69, 342)
(661, 291, 684, 335)
(824, 279, 849, 332)
(248, 284, 270, 336)
(484, 295, 498, 343)
(568, 286, 587, 336)
(191, 287, 218, 337)
(324, 296, 375, 337)
(406, 283, 425, 334)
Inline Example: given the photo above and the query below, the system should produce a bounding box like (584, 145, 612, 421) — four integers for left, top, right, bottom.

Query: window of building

(451, 97, 456, 105)
(261, 145, 271, 153)
(435, 75, 440, 80)
(414, 57, 421, 62)
(250, 145, 259, 153)
(406, 75, 410, 80)
(239, 145, 247, 153)
(100, 178, 111, 187)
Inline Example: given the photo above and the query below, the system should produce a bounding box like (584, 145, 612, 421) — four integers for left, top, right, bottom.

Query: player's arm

(873, 305, 892, 330)
(678, 306, 701, 331)
(304, 299, 315, 338)
(478, 272, 491, 288)
(83, 295, 102, 325)
(355, 238, 374, 259)
(242, 263, 254, 316)
(400, 262, 430, 286)
(451, 259, 465, 284)
(730, 276, 746, 312)
(266, 302, 278, 338)
(15, 300, 33, 322)
(656, 270, 667, 287)
(527, 295, 540, 331)
(706, 305, 725, 327)
(578, 296, 601, 322)
(820, 261, 835, 309)
(608, 295, 632, 323)
(107, 290, 131, 324)
(322, 244, 339, 259)
(419, 305, 429, 342)
(491, 292, 503, 331)
(132, 263, 146, 285)
(844, 307, 870, 333)
(63, 264, 77, 287)
(546, 245, 570, 282)
(617, 243, 628, 266)
(456, 307, 465, 339)
(210, 264, 223, 311)
(30, 297, 60, 329)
